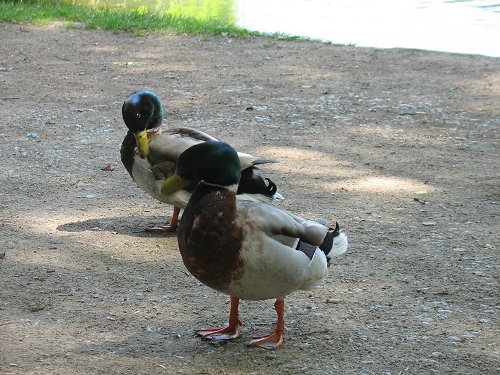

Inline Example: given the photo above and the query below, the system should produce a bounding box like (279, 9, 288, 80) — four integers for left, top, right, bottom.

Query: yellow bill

(134, 129, 149, 158)
(161, 174, 191, 196)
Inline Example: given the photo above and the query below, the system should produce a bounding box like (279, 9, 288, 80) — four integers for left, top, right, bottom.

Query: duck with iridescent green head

(121, 90, 283, 232)
(161, 141, 348, 349)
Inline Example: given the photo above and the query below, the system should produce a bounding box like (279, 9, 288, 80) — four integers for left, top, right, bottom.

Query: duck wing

(230, 201, 347, 299)
(148, 128, 272, 171)
(239, 201, 330, 246)
(147, 127, 218, 166)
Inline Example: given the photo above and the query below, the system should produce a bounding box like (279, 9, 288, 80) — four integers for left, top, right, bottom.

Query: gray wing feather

(149, 127, 272, 173)
(147, 128, 216, 167)
(237, 201, 329, 246)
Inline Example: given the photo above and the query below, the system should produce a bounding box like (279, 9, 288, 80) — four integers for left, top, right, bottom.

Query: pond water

(71, 0, 500, 57)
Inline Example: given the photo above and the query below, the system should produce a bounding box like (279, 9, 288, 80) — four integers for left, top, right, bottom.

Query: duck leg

(196, 297, 242, 340)
(248, 299, 285, 349)
(146, 206, 180, 233)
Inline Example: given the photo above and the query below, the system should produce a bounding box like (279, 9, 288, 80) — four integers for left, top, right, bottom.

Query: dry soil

(0, 23, 499, 374)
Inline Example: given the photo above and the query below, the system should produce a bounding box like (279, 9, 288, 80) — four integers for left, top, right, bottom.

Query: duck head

(161, 141, 242, 196)
(122, 90, 163, 158)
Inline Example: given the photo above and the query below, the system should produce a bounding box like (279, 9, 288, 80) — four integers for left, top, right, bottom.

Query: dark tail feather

(319, 222, 348, 266)
(296, 222, 348, 265)
(237, 168, 281, 199)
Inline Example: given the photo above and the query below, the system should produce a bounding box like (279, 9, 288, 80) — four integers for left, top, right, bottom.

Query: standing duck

(121, 90, 283, 232)
(161, 141, 348, 349)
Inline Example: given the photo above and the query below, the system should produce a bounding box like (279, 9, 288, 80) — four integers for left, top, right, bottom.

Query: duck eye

(135, 112, 141, 119)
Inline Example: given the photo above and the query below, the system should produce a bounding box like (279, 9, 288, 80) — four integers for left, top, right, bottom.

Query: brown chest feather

(178, 189, 244, 293)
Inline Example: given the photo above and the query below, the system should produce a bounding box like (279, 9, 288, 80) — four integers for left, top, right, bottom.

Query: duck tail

(319, 222, 348, 266)
(237, 169, 284, 202)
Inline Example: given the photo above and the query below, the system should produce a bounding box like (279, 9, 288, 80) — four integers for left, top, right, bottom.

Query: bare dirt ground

(0, 23, 499, 374)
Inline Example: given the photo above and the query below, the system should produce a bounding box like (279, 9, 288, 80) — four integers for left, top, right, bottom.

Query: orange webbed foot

(196, 319, 243, 341)
(196, 297, 242, 341)
(248, 330, 284, 349)
(248, 299, 285, 349)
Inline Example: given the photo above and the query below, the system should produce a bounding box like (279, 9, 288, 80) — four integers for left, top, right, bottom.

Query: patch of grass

(0, 0, 315, 40)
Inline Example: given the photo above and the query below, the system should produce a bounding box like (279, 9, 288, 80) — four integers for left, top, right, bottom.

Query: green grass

(0, 0, 312, 40)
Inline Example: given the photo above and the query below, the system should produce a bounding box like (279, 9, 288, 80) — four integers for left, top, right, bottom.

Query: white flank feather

(328, 232, 348, 257)
(237, 191, 284, 203)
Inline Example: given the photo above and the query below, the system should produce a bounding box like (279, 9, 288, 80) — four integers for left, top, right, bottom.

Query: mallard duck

(161, 141, 348, 349)
(121, 90, 283, 232)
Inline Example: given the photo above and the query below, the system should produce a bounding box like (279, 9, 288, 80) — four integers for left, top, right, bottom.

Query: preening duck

(121, 90, 283, 232)
(161, 141, 348, 349)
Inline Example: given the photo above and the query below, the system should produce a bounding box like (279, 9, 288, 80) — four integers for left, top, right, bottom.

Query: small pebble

(295, 342, 311, 349)
(438, 309, 452, 313)
(101, 164, 115, 171)
(461, 331, 477, 340)
(30, 303, 46, 312)
(326, 298, 342, 304)
(419, 317, 433, 324)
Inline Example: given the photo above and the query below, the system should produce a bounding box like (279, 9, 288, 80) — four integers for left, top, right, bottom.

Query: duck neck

(201, 181, 239, 193)
(180, 182, 237, 230)
(147, 125, 161, 136)
(187, 181, 237, 208)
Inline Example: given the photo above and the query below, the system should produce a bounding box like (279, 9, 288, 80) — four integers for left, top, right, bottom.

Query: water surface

(72, 0, 500, 56)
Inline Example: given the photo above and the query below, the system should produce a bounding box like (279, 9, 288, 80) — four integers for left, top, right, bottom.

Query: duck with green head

(161, 141, 348, 349)
(121, 90, 283, 232)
